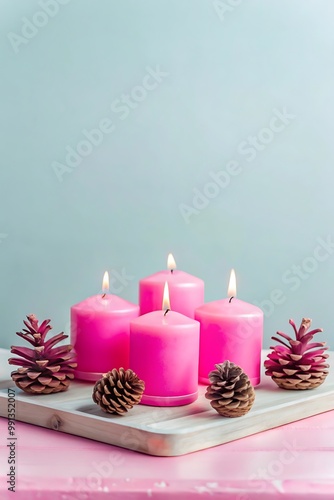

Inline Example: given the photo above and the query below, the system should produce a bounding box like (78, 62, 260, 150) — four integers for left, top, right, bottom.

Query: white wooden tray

(0, 350, 333, 456)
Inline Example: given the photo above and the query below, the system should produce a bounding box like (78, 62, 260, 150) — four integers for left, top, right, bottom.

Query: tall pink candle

(139, 254, 204, 319)
(71, 272, 139, 381)
(130, 283, 200, 406)
(195, 270, 263, 386)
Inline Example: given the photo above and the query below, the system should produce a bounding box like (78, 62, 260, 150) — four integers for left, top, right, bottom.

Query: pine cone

(264, 318, 329, 390)
(93, 368, 145, 415)
(205, 361, 255, 417)
(9, 314, 77, 394)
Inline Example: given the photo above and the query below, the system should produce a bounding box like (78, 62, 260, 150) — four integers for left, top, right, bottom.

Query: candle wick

(164, 308, 170, 316)
(229, 296, 234, 303)
(170, 269, 173, 274)
(102, 293, 106, 299)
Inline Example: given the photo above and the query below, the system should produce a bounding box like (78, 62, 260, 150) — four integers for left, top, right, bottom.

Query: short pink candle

(195, 270, 263, 386)
(130, 283, 200, 406)
(71, 272, 139, 381)
(139, 254, 204, 318)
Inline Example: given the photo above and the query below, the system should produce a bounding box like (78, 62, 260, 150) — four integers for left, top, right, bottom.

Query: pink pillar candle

(71, 273, 139, 381)
(195, 270, 263, 386)
(130, 283, 200, 406)
(139, 254, 204, 318)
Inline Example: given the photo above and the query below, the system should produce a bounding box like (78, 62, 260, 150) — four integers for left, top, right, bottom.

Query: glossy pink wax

(139, 270, 204, 318)
(195, 298, 263, 386)
(130, 310, 200, 406)
(71, 295, 139, 381)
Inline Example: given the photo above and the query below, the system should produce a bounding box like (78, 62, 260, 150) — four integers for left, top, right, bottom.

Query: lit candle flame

(102, 271, 109, 296)
(162, 281, 170, 311)
(167, 253, 176, 272)
(227, 269, 236, 299)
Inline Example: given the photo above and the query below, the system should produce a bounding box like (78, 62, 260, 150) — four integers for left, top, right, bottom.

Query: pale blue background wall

(1, 0, 333, 349)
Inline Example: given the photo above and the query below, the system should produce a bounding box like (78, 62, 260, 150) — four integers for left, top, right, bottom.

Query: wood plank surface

(0, 350, 333, 456)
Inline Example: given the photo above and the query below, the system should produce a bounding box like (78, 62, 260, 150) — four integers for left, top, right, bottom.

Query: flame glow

(167, 253, 176, 271)
(102, 271, 110, 293)
(227, 269, 236, 298)
(162, 281, 170, 310)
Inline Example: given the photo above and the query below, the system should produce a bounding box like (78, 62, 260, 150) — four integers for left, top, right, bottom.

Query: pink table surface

(1, 351, 334, 499)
